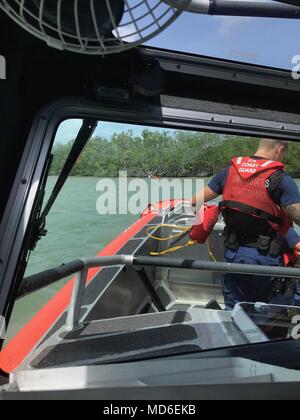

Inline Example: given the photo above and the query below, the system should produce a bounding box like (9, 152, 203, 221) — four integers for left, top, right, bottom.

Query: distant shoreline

(48, 175, 213, 180)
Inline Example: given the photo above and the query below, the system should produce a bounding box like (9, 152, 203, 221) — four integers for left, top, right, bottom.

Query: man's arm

(285, 227, 300, 251)
(192, 186, 218, 209)
(192, 167, 227, 210)
(284, 203, 300, 227)
(276, 174, 300, 227)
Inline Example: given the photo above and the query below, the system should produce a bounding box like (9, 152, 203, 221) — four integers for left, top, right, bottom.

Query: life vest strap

(219, 200, 282, 226)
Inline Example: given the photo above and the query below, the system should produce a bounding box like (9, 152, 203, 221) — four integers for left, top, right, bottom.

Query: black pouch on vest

(269, 239, 282, 258)
(257, 235, 271, 254)
(223, 227, 239, 252)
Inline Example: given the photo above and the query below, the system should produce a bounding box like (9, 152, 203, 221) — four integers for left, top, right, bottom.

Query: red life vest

(220, 157, 292, 236)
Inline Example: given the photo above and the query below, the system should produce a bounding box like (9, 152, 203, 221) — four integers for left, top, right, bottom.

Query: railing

(19, 255, 300, 331)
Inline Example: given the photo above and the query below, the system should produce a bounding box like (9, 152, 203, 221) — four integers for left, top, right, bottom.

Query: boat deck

(24, 306, 247, 370)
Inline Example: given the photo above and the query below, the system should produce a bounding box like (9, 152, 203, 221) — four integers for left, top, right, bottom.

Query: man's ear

(280, 144, 288, 155)
(276, 145, 286, 159)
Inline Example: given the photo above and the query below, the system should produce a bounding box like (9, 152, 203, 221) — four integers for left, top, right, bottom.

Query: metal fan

(0, 0, 188, 55)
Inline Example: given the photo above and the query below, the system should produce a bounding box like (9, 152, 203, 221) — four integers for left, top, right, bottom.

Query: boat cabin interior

(1, 5, 300, 399)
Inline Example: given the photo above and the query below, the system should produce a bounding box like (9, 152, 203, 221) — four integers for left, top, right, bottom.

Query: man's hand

(284, 203, 300, 227)
(192, 186, 218, 210)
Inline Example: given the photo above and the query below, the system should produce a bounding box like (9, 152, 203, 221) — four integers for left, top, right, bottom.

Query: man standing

(192, 139, 300, 310)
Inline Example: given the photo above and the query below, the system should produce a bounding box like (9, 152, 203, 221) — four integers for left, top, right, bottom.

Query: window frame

(1, 95, 300, 343)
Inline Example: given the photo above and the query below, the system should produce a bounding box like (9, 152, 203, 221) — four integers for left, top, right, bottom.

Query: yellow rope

(148, 223, 219, 261)
(208, 238, 218, 262)
(146, 224, 191, 241)
(150, 240, 196, 256)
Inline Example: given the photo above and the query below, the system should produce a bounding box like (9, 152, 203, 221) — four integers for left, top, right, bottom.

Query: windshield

(146, 8, 299, 70)
(5, 118, 300, 367)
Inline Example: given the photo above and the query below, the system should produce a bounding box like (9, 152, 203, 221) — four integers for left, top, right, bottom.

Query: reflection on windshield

(236, 303, 300, 341)
(146, 12, 298, 70)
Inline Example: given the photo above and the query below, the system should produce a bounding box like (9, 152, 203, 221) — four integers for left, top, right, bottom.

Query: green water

(26, 177, 139, 276)
(6, 176, 300, 343)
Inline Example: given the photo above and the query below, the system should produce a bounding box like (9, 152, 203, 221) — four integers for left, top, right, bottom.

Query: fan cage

(0, 0, 187, 55)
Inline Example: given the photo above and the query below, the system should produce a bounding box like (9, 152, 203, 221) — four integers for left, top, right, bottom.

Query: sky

(55, 2, 300, 145)
(146, 2, 300, 70)
(55, 121, 178, 144)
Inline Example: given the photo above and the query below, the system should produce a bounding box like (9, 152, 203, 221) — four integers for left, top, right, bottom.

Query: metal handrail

(66, 255, 135, 330)
(19, 255, 300, 331)
(163, 0, 300, 18)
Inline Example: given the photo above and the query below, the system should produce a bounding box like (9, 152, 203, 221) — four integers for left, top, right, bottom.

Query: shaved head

(259, 138, 289, 151)
(256, 138, 289, 162)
